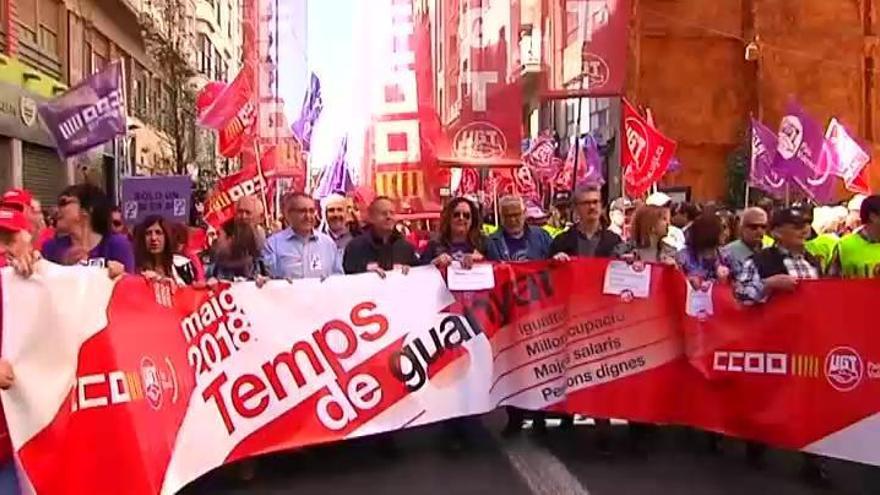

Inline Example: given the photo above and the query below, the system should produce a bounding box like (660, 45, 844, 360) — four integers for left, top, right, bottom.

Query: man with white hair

(485, 195, 553, 437)
(321, 193, 358, 252)
(485, 195, 552, 262)
(235, 195, 267, 249)
(722, 207, 769, 265)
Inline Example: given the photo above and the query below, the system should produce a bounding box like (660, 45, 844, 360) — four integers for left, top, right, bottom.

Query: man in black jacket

(343, 196, 418, 275)
(550, 184, 622, 260)
(546, 185, 621, 451)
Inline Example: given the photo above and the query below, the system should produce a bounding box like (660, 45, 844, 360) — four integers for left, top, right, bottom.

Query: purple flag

(38, 61, 126, 159)
(292, 73, 323, 151)
(582, 134, 606, 186)
(776, 102, 835, 203)
(313, 135, 353, 199)
(749, 118, 786, 199)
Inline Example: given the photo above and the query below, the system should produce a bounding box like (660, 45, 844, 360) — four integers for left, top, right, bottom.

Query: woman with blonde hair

(613, 205, 678, 263)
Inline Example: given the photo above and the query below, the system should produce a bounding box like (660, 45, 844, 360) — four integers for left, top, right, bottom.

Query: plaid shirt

(734, 247, 820, 304)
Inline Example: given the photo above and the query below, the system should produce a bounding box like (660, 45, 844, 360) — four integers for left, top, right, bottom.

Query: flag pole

(253, 141, 271, 228)
(744, 184, 751, 209)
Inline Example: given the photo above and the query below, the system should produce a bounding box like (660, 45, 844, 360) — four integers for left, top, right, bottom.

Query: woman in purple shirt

(421, 197, 486, 268)
(41, 184, 134, 275)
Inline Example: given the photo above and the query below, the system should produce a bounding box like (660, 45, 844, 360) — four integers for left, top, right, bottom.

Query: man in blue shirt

(263, 192, 342, 280)
(486, 195, 552, 262)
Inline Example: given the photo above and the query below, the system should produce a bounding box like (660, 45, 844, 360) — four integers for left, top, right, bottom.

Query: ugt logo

(824, 347, 864, 392)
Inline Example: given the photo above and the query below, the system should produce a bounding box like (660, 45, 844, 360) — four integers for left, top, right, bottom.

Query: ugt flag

(38, 60, 126, 159)
(776, 102, 835, 203)
(823, 118, 872, 195)
(622, 99, 676, 197)
(749, 118, 786, 199)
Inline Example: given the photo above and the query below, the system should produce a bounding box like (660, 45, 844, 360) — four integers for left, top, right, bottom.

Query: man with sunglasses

(722, 207, 768, 265)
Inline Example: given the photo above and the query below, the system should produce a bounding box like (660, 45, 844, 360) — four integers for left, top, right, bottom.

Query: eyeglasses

(57, 197, 79, 207)
(112, 220, 124, 227)
(576, 199, 601, 206)
(452, 211, 471, 220)
(291, 208, 316, 215)
(744, 223, 768, 230)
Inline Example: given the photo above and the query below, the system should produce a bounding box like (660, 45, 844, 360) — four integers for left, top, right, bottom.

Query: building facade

(628, 0, 879, 201)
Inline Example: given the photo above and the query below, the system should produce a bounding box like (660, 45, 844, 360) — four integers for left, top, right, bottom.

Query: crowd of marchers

(1, 182, 879, 491)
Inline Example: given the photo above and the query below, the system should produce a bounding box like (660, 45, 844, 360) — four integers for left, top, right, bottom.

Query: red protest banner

(3, 259, 880, 494)
(435, 0, 522, 168)
(542, 0, 631, 98)
(621, 99, 677, 197)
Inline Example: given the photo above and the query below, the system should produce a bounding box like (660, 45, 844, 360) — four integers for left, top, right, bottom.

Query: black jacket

(751, 246, 823, 278)
(343, 228, 418, 274)
(549, 227, 622, 258)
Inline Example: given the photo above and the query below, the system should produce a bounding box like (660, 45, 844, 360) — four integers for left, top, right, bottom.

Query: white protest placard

(602, 260, 652, 299)
(446, 262, 496, 291)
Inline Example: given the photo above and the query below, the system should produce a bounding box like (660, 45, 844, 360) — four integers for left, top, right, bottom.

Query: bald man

(722, 207, 769, 265)
(236, 195, 267, 249)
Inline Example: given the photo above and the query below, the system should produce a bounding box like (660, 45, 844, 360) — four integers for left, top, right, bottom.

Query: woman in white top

(134, 215, 197, 285)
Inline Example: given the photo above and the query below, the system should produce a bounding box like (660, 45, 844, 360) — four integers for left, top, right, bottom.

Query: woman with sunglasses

(133, 215, 198, 285)
(41, 184, 134, 276)
(421, 197, 485, 269)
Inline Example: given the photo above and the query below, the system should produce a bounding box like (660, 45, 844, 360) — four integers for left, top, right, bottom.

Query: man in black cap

(733, 205, 830, 486)
(734, 206, 822, 304)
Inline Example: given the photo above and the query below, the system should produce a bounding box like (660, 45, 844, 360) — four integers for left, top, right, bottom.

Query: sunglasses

(452, 211, 471, 220)
(112, 220, 124, 227)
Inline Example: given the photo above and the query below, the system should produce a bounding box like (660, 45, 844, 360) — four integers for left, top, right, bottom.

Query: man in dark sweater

(550, 184, 622, 260)
(548, 184, 621, 451)
(343, 197, 418, 275)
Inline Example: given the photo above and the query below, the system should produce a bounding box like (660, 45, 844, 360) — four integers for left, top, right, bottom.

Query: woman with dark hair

(207, 219, 267, 281)
(675, 213, 735, 288)
(716, 209, 738, 246)
(613, 205, 678, 264)
(41, 183, 134, 275)
(133, 215, 198, 285)
(422, 197, 485, 268)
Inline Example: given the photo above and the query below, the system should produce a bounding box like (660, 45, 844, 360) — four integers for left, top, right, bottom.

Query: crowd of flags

(30, 58, 873, 225)
(750, 102, 872, 203)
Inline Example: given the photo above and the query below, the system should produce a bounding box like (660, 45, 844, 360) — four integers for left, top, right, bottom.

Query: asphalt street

(180, 412, 880, 495)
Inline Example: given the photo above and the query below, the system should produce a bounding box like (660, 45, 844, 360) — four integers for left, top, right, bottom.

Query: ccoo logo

(824, 347, 864, 392)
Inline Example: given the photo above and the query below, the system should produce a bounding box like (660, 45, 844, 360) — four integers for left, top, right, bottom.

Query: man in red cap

(0, 207, 29, 493)
(0, 207, 35, 269)
(1, 188, 53, 250)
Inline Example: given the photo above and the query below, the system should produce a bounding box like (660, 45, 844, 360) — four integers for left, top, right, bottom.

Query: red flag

(543, 0, 631, 98)
(197, 64, 257, 158)
(202, 167, 266, 230)
(621, 99, 677, 197)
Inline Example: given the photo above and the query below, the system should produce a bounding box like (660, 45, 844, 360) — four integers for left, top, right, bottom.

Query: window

(227, 2, 233, 36)
(38, 26, 57, 54)
(216, 0, 222, 27)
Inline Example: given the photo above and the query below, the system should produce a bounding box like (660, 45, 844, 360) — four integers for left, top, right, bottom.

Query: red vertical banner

(543, 0, 630, 98)
(368, 0, 442, 209)
(437, 0, 523, 168)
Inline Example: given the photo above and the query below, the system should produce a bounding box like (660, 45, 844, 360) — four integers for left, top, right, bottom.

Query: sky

(277, 0, 394, 183)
